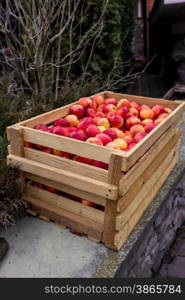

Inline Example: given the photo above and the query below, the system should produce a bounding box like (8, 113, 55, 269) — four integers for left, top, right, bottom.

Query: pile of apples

(28, 94, 172, 171)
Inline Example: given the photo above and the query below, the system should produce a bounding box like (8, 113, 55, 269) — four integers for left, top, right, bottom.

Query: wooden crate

(6, 91, 185, 250)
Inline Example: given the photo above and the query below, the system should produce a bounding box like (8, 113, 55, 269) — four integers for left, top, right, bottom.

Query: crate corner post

(103, 153, 122, 250)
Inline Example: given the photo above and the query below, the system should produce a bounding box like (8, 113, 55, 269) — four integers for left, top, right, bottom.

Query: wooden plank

(7, 154, 118, 200)
(114, 153, 178, 250)
(103, 91, 184, 109)
(24, 147, 108, 183)
(118, 133, 179, 213)
(26, 196, 103, 240)
(24, 172, 106, 206)
(122, 108, 183, 171)
(116, 145, 178, 232)
(24, 184, 105, 224)
(6, 125, 24, 156)
(103, 154, 122, 249)
(119, 127, 177, 196)
(23, 126, 124, 164)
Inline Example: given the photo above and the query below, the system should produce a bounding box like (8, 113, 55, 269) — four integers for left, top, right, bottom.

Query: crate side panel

(116, 145, 178, 232)
(114, 153, 178, 250)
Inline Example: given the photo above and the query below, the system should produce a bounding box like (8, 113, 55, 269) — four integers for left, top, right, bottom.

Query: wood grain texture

(103, 154, 123, 249)
(116, 145, 178, 232)
(114, 152, 178, 250)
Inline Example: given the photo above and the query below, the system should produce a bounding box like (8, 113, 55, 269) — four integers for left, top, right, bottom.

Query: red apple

(81, 199, 96, 207)
(86, 137, 103, 146)
(128, 142, 137, 150)
(128, 107, 139, 117)
(107, 113, 124, 128)
(53, 118, 70, 127)
(73, 156, 92, 164)
(123, 135, 134, 145)
(24, 141, 33, 148)
(96, 118, 110, 129)
(125, 116, 141, 129)
(92, 160, 108, 169)
(86, 108, 96, 118)
(165, 107, 172, 114)
(103, 104, 117, 113)
(46, 186, 59, 194)
(130, 124, 145, 137)
(92, 95, 105, 106)
(51, 126, 69, 136)
(117, 106, 129, 118)
(70, 130, 87, 141)
(41, 147, 52, 154)
(111, 127, 125, 138)
(65, 114, 79, 127)
(134, 132, 147, 143)
(78, 97, 92, 108)
(158, 113, 168, 120)
(144, 123, 156, 133)
(86, 125, 101, 137)
(117, 98, 131, 109)
(130, 101, 141, 111)
(105, 98, 118, 105)
(140, 107, 154, 120)
(96, 112, 105, 118)
(52, 149, 63, 156)
(103, 128, 118, 139)
(97, 104, 106, 112)
(95, 133, 112, 145)
(152, 105, 165, 118)
(78, 117, 94, 130)
(141, 118, 154, 126)
(105, 142, 120, 150)
(34, 124, 48, 130)
(62, 152, 75, 159)
(69, 104, 85, 118)
(113, 138, 128, 150)
(90, 99, 97, 110)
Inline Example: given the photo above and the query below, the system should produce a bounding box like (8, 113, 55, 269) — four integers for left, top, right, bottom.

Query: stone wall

(115, 169, 185, 278)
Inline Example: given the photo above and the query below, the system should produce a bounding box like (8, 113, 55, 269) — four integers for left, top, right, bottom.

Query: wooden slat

(24, 184, 105, 225)
(104, 91, 183, 109)
(119, 127, 178, 195)
(118, 133, 179, 213)
(103, 154, 122, 249)
(114, 153, 178, 250)
(116, 145, 178, 232)
(7, 154, 118, 200)
(26, 196, 103, 240)
(24, 172, 106, 206)
(6, 125, 24, 156)
(24, 147, 108, 183)
(23, 126, 124, 164)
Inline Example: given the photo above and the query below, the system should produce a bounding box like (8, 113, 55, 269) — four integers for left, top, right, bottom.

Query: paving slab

(0, 113, 185, 278)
